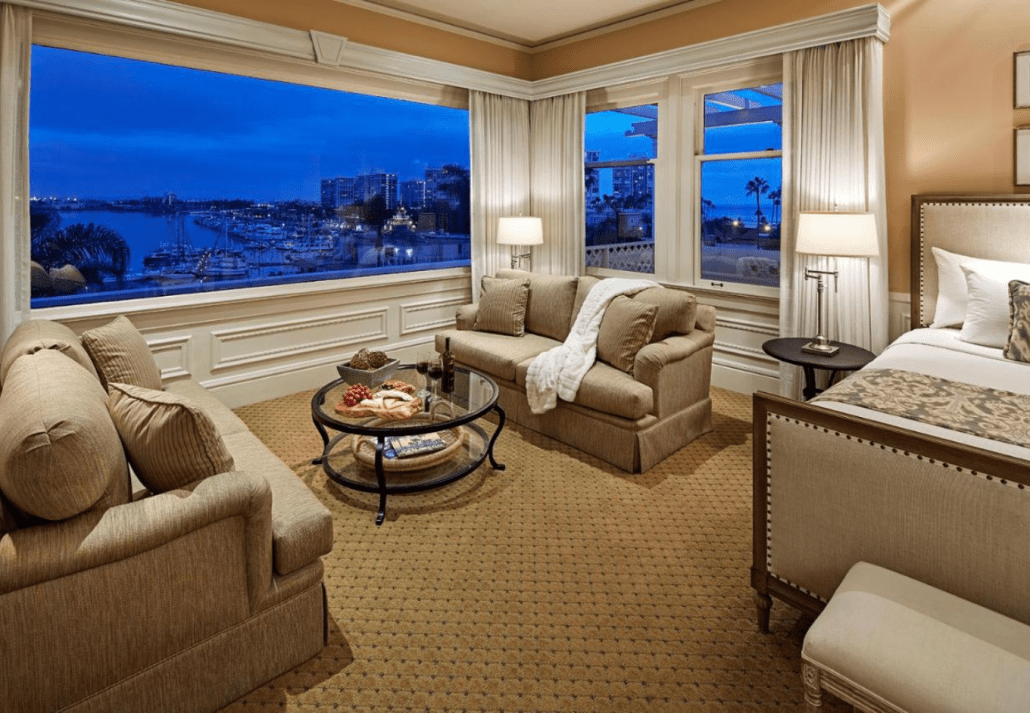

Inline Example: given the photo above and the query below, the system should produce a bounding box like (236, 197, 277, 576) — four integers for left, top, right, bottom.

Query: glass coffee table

(311, 365, 506, 525)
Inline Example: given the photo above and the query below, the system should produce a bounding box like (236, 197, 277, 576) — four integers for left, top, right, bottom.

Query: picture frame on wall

(1017, 127, 1030, 185)
(1017, 51, 1030, 108)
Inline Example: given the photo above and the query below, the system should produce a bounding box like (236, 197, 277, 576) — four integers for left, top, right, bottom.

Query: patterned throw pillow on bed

(1004, 280, 1030, 363)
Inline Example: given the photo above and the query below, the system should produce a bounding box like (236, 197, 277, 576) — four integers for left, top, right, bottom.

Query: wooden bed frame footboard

(751, 391, 1030, 633)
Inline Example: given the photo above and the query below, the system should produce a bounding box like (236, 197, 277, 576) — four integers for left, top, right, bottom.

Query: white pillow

(958, 263, 1030, 348)
(930, 248, 1030, 328)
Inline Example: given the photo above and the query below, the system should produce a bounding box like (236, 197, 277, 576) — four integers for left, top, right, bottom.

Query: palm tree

(768, 187, 782, 225)
(744, 176, 769, 229)
(31, 222, 131, 290)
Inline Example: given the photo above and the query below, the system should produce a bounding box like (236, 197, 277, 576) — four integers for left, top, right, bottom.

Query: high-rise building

(358, 172, 398, 209)
(612, 156, 654, 207)
(321, 173, 396, 210)
(400, 179, 427, 210)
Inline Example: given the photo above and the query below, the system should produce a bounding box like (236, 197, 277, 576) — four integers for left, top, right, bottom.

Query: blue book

(384, 433, 447, 458)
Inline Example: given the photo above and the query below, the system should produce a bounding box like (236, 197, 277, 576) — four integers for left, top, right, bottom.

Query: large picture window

(29, 46, 471, 308)
(584, 104, 656, 275)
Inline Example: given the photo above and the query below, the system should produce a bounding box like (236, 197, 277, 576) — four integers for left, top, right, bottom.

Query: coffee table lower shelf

(315, 411, 505, 525)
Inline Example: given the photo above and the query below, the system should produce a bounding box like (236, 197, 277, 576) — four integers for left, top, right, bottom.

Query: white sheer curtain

(469, 91, 531, 300)
(529, 91, 585, 276)
(0, 3, 31, 344)
(780, 37, 888, 397)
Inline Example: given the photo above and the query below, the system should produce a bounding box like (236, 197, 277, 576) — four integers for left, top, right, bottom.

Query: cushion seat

(442, 329, 561, 383)
(221, 431, 333, 576)
(516, 358, 653, 420)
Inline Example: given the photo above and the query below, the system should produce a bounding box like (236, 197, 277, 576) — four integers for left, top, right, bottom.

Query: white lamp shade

(497, 216, 543, 246)
(795, 212, 879, 257)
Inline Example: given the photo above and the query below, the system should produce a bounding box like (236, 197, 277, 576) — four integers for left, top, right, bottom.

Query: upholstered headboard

(911, 195, 1030, 328)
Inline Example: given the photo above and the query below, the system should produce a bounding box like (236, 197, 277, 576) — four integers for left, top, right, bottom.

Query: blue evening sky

(585, 96, 782, 212)
(29, 46, 471, 202)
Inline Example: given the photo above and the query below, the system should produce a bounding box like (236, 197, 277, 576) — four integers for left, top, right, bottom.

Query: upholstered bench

(801, 562, 1030, 712)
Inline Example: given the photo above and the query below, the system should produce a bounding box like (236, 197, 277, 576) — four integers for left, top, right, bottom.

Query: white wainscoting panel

(40, 268, 472, 408)
(697, 287, 781, 395)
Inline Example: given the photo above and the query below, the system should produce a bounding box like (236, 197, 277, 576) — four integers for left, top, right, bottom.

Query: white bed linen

(815, 328, 1030, 460)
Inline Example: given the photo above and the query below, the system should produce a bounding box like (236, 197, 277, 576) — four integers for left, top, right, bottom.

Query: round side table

(762, 337, 876, 400)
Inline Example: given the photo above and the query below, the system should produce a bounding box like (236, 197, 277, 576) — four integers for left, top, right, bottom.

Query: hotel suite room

(1, 0, 1030, 711)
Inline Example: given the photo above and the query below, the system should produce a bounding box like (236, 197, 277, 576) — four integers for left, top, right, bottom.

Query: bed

(751, 194, 1030, 633)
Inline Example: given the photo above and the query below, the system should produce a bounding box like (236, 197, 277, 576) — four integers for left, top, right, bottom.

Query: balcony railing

(584, 240, 654, 274)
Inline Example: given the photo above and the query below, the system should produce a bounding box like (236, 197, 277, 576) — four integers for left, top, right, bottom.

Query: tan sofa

(0, 318, 333, 713)
(436, 270, 715, 472)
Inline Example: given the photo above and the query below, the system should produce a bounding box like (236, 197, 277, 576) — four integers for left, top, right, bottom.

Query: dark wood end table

(762, 337, 876, 400)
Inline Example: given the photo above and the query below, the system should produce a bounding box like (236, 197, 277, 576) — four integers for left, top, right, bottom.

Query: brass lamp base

(801, 336, 839, 357)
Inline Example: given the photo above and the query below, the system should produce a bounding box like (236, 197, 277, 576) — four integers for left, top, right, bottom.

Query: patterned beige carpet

(227, 387, 848, 711)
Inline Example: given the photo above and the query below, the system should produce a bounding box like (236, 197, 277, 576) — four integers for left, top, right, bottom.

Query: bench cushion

(804, 562, 1030, 713)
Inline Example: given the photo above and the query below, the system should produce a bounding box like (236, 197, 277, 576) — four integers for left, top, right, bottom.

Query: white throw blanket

(525, 277, 659, 415)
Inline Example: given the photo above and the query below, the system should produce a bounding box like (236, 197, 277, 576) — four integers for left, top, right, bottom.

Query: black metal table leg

(487, 404, 506, 471)
(311, 414, 331, 465)
(375, 436, 387, 526)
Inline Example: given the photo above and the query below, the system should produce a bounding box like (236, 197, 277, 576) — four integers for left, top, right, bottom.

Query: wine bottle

(441, 337, 455, 394)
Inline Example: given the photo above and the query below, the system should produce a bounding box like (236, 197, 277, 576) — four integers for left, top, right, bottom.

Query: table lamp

(795, 211, 879, 356)
(497, 216, 543, 270)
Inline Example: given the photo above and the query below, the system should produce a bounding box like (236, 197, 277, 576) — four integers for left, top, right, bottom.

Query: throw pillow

(107, 382, 235, 494)
(0, 350, 126, 521)
(1004, 280, 1030, 363)
(474, 276, 530, 337)
(596, 296, 659, 374)
(0, 318, 100, 386)
(80, 315, 162, 391)
(633, 287, 696, 342)
(958, 262, 1030, 348)
(930, 247, 1030, 328)
(496, 269, 578, 342)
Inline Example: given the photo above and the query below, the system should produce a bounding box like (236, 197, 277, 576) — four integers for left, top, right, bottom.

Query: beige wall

(177, 0, 1030, 293)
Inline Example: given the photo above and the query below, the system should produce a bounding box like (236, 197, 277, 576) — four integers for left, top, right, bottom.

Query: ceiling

(333, 0, 723, 49)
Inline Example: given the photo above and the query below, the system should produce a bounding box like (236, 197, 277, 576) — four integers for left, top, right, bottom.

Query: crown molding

(13, 0, 888, 103)
(531, 3, 891, 99)
(17, 0, 316, 59)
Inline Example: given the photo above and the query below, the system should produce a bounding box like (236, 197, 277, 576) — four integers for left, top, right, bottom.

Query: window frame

(688, 62, 783, 298)
(28, 12, 472, 320)
(584, 80, 667, 279)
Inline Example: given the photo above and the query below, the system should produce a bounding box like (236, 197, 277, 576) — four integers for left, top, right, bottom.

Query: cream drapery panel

(0, 3, 30, 344)
(529, 91, 585, 276)
(780, 37, 888, 398)
(469, 91, 531, 300)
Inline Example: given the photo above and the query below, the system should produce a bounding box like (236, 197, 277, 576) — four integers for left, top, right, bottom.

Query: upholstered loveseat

(0, 317, 333, 713)
(436, 270, 716, 472)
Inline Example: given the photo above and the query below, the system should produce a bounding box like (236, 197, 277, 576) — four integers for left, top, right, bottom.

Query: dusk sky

(30, 45, 781, 212)
(30, 46, 471, 202)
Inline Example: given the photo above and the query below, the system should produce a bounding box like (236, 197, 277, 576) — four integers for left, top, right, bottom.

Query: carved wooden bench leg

(802, 661, 823, 712)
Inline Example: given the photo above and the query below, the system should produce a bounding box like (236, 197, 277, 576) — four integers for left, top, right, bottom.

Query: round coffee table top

(312, 364, 499, 438)
(762, 337, 876, 372)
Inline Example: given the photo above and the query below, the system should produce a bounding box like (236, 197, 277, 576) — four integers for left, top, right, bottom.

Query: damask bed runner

(812, 368, 1030, 449)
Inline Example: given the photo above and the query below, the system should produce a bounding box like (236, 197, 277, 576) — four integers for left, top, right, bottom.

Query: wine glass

(426, 357, 444, 405)
(415, 350, 433, 404)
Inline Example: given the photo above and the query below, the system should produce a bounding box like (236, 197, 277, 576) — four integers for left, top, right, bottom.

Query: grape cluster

(342, 383, 373, 407)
